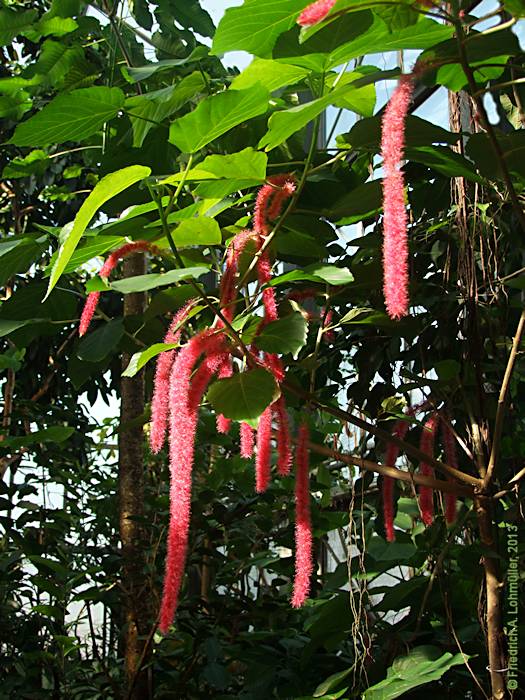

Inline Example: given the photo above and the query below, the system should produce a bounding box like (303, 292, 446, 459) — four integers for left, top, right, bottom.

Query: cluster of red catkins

(79, 175, 315, 633)
(147, 174, 316, 633)
(382, 408, 459, 542)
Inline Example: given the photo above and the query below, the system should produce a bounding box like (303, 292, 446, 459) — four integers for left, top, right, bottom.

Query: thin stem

(483, 309, 525, 490)
(305, 439, 473, 496)
(283, 380, 482, 487)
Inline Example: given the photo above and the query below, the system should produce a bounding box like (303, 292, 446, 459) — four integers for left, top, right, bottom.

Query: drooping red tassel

(240, 422, 255, 458)
(274, 396, 292, 476)
(219, 229, 256, 323)
(79, 292, 100, 337)
(79, 240, 160, 336)
(382, 419, 411, 542)
(150, 300, 195, 454)
(216, 356, 233, 434)
(292, 421, 313, 608)
(255, 406, 272, 493)
(380, 76, 414, 320)
(418, 413, 438, 527)
(297, 0, 336, 27)
(159, 330, 225, 633)
(441, 417, 458, 525)
(254, 174, 296, 237)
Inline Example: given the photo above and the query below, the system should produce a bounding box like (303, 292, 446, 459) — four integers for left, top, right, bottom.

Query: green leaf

(212, 0, 306, 57)
(45, 165, 151, 298)
(111, 266, 209, 293)
(231, 58, 309, 92)
(77, 319, 124, 362)
(169, 85, 269, 153)
(2, 150, 50, 179)
(504, 0, 525, 17)
(122, 343, 178, 378)
(325, 180, 383, 224)
(256, 313, 308, 356)
(126, 72, 207, 148)
(163, 148, 267, 185)
(3, 426, 75, 450)
(207, 368, 279, 421)
(0, 8, 38, 45)
(125, 46, 208, 82)
(0, 319, 48, 338)
(259, 78, 372, 151)
(406, 145, 483, 182)
(9, 86, 124, 147)
(172, 217, 221, 247)
(345, 114, 458, 150)
(363, 646, 467, 700)
(271, 264, 353, 287)
(313, 668, 353, 697)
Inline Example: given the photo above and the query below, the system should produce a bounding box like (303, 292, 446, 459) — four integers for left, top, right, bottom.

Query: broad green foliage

(1, 0, 524, 697)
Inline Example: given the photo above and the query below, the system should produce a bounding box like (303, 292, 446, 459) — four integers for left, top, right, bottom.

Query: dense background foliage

(1, 0, 524, 698)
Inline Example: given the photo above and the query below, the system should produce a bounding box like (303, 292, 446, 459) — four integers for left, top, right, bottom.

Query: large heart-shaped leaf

(77, 319, 124, 362)
(9, 86, 124, 147)
(256, 313, 308, 356)
(211, 0, 307, 57)
(207, 368, 279, 421)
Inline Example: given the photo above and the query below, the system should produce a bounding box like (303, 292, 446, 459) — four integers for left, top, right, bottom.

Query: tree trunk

(119, 252, 151, 700)
(476, 496, 508, 699)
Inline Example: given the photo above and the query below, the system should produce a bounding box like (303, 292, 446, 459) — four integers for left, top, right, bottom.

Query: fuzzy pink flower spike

(292, 422, 313, 608)
(79, 292, 100, 337)
(216, 356, 233, 434)
(254, 174, 296, 237)
(159, 330, 225, 633)
(274, 396, 292, 476)
(255, 407, 273, 493)
(418, 414, 438, 527)
(78, 240, 159, 336)
(382, 419, 410, 542)
(380, 75, 414, 320)
(240, 422, 255, 458)
(150, 301, 195, 454)
(297, 0, 336, 27)
(441, 417, 458, 525)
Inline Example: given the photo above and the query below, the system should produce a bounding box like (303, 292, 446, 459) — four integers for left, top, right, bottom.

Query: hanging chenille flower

(79, 240, 160, 336)
(159, 329, 227, 633)
(292, 421, 313, 608)
(380, 75, 414, 320)
(418, 413, 439, 526)
(382, 419, 411, 542)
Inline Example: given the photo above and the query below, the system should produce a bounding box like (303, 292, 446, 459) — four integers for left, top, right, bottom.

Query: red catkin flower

(220, 229, 257, 322)
(240, 422, 255, 458)
(159, 330, 225, 633)
(380, 75, 414, 320)
(382, 419, 411, 542)
(254, 174, 296, 236)
(216, 356, 233, 434)
(292, 421, 313, 608)
(257, 250, 279, 323)
(79, 292, 100, 337)
(79, 240, 159, 336)
(150, 300, 196, 454)
(418, 413, 438, 527)
(441, 418, 458, 525)
(255, 406, 273, 493)
(297, 0, 336, 27)
(274, 396, 292, 476)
